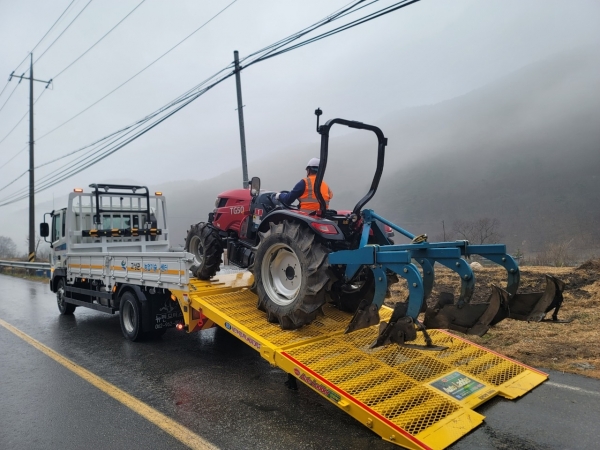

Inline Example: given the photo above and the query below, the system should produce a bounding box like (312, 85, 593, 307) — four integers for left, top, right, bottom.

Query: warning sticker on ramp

(430, 371, 485, 401)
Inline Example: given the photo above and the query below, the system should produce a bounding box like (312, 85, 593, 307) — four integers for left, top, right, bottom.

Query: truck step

(64, 296, 116, 314)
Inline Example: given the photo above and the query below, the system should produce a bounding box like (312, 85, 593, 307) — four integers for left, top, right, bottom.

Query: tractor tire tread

(254, 221, 329, 330)
(185, 222, 223, 280)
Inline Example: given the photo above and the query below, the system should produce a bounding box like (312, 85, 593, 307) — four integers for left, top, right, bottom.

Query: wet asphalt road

(1, 273, 599, 450)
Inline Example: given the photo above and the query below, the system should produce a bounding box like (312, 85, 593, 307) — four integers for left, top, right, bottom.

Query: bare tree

(0, 236, 17, 258)
(529, 240, 575, 267)
(24, 234, 42, 259)
(37, 243, 51, 262)
(451, 218, 503, 244)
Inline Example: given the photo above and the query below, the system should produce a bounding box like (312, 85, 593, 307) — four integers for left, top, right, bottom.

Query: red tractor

(185, 109, 395, 329)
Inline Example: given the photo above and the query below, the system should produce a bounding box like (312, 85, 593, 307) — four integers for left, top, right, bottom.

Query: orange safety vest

(299, 175, 333, 211)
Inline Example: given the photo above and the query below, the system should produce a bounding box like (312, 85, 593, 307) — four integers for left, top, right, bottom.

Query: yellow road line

(0, 318, 218, 450)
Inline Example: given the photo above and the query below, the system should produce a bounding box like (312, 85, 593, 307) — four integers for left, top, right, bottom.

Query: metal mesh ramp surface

(176, 274, 547, 450)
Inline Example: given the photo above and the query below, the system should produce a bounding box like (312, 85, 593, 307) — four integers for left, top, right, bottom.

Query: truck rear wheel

(185, 222, 223, 280)
(119, 291, 146, 341)
(56, 278, 76, 315)
(254, 221, 329, 330)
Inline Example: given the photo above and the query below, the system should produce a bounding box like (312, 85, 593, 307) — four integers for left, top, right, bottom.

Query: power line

(0, 1, 77, 102)
(0, 70, 234, 204)
(0, 89, 48, 150)
(0, 81, 10, 99)
(35, 0, 239, 143)
(52, 0, 147, 80)
(8, 1, 377, 192)
(33, 0, 93, 65)
(0, 92, 48, 191)
(245, 0, 419, 67)
(0, 0, 422, 206)
(30, 0, 78, 54)
(0, 82, 22, 115)
(0, 0, 392, 204)
(0, 2, 144, 157)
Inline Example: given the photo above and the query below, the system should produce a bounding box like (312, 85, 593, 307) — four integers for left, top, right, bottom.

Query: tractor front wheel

(254, 221, 329, 329)
(185, 222, 223, 280)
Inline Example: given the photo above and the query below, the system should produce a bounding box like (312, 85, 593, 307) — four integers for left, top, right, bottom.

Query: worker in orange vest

(276, 158, 333, 211)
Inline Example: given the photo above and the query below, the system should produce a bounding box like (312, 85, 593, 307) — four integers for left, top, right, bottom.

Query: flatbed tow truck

(40, 183, 546, 449)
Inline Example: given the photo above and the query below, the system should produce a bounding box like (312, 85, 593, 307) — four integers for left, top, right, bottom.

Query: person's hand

(275, 192, 281, 200)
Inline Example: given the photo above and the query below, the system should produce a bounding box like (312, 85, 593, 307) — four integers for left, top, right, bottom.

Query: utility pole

(442, 220, 446, 241)
(233, 50, 249, 189)
(9, 54, 52, 262)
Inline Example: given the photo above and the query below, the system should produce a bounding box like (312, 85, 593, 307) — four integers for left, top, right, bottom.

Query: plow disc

(423, 286, 508, 336)
(491, 274, 570, 324)
(424, 275, 569, 336)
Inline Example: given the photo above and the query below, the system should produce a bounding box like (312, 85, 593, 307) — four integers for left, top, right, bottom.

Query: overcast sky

(1, 0, 599, 247)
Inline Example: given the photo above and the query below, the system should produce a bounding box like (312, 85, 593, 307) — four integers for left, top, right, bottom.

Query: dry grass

(387, 260, 600, 379)
(0, 269, 49, 284)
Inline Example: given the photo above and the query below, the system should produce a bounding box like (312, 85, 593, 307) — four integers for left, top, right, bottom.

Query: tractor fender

(115, 285, 154, 332)
(258, 210, 345, 240)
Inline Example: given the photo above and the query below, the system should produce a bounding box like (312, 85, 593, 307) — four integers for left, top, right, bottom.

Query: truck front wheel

(56, 278, 76, 315)
(119, 291, 145, 341)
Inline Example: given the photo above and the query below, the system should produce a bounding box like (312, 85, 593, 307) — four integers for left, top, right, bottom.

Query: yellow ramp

(174, 274, 547, 450)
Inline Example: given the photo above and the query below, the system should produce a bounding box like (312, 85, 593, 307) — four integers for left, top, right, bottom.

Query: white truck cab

(40, 184, 193, 341)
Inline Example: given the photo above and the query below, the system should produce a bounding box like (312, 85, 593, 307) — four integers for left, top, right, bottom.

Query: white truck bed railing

(66, 251, 194, 291)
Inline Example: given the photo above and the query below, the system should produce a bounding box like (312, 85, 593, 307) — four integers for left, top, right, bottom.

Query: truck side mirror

(40, 222, 49, 238)
(250, 177, 260, 197)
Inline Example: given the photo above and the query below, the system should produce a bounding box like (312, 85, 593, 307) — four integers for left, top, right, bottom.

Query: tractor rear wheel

(254, 221, 329, 329)
(185, 222, 223, 280)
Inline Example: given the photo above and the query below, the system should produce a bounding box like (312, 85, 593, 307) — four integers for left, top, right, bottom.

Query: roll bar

(313, 108, 388, 216)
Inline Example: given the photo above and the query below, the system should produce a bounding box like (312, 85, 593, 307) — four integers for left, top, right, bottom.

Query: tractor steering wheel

(272, 191, 300, 210)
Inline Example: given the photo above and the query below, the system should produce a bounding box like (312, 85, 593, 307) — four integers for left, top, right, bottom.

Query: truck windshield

(102, 215, 131, 229)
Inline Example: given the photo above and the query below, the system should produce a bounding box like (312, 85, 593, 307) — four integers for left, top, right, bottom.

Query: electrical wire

(2, 0, 78, 82)
(35, 0, 239, 143)
(0, 82, 21, 115)
(33, 0, 93, 65)
(0, 90, 49, 189)
(0, 0, 399, 204)
(52, 0, 147, 80)
(0, 69, 234, 204)
(0, 0, 422, 206)
(30, 0, 78, 55)
(245, 0, 419, 67)
(0, 2, 145, 159)
(0, 65, 234, 200)
(0, 81, 10, 99)
(0, 1, 77, 105)
(0, 89, 48, 149)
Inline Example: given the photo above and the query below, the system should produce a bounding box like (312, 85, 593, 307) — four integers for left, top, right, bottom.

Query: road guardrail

(0, 260, 51, 271)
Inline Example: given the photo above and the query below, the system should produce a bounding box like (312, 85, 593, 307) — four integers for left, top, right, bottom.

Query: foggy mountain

(13, 47, 598, 260)
(155, 46, 600, 258)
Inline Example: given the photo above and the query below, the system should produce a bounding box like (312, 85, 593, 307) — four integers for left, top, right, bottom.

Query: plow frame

(330, 209, 522, 321)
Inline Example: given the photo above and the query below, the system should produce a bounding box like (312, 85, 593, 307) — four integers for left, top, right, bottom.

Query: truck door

(51, 209, 67, 269)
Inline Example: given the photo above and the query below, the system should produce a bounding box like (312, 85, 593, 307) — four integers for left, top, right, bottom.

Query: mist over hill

(154, 47, 600, 259)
